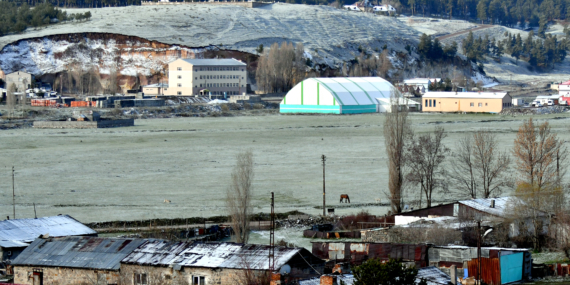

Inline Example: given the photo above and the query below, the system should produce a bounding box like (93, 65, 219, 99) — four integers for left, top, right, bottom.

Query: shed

(280, 77, 399, 114)
(298, 267, 452, 285)
(428, 246, 531, 285)
(311, 242, 428, 268)
(0, 215, 97, 263)
(11, 236, 146, 285)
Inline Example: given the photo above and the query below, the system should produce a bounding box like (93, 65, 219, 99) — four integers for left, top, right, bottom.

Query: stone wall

(361, 228, 393, 243)
(14, 266, 120, 285)
(120, 264, 257, 285)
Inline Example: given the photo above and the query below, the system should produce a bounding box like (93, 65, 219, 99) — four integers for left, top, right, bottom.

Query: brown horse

(340, 194, 350, 203)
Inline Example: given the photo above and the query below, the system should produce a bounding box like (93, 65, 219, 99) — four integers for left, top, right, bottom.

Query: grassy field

(1, 112, 569, 223)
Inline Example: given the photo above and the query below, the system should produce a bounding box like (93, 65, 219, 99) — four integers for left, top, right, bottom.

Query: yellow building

(165, 58, 247, 96)
(422, 92, 512, 113)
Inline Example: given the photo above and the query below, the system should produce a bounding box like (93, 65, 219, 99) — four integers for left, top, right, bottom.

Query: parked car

(532, 101, 543, 107)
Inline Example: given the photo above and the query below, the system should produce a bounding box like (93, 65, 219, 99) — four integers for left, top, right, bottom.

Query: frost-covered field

(0, 3, 419, 67)
(1, 112, 570, 223)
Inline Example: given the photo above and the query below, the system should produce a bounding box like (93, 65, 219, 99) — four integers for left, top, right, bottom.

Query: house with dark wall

(11, 236, 147, 285)
(0, 215, 97, 267)
(120, 240, 324, 285)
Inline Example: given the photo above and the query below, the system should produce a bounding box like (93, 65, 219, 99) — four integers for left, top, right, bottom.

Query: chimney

(490, 199, 495, 208)
(320, 275, 337, 285)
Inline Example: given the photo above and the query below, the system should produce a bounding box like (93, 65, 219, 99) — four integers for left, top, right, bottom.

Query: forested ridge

(0, 2, 91, 36)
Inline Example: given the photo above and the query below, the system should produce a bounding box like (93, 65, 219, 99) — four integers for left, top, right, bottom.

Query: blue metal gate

(500, 252, 523, 284)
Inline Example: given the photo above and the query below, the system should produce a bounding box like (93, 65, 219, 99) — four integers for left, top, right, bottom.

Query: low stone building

(120, 240, 324, 285)
(12, 236, 146, 285)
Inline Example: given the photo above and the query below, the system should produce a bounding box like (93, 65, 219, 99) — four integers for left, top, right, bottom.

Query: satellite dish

(404, 205, 410, 210)
(279, 264, 291, 275)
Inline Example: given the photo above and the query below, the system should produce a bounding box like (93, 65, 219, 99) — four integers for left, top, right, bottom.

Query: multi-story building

(165, 58, 247, 96)
(5, 71, 34, 92)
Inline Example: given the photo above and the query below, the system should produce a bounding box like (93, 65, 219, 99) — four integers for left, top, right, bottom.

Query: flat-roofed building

(142, 83, 168, 96)
(5, 71, 34, 92)
(165, 58, 247, 96)
(422, 92, 512, 113)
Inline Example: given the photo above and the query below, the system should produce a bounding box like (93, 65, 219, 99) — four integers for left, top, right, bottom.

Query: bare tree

(512, 118, 567, 249)
(226, 151, 254, 243)
(404, 127, 449, 208)
(256, 42, 307, 93)
(451, 131, 511, 199)
(383, 87, 411, 214)
(6, 83, 16, 117)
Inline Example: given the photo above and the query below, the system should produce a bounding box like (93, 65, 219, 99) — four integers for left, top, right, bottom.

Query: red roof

(560, 80, 570, 85)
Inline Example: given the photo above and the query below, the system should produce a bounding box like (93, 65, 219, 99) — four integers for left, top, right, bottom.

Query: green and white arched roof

(281, 77, 396, 106)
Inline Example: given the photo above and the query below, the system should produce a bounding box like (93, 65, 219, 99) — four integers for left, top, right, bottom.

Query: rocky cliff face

(0, 33, 258, 90)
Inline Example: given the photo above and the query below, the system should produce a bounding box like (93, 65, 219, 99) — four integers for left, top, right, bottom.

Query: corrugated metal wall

(467, 257, 501, 285)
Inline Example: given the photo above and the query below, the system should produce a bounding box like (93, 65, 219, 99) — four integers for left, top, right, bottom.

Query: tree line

(384, 95, 567, 250)
(0, 2, 91, 36)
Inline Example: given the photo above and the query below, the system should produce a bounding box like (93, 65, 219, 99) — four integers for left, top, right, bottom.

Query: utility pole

(477, 221, 481, 285)
(12, 166, 15, 219)
(321, 155, 326, 216)
(269, 192, 275, 272)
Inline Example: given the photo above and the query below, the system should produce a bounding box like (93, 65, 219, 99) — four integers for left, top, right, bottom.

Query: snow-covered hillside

(0, 34, 210, 76)
(0, 3, 420, 69)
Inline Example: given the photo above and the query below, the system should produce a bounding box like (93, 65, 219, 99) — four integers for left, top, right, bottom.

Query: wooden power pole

(12, 166, 15, 219)
(322, 155, 326, 216)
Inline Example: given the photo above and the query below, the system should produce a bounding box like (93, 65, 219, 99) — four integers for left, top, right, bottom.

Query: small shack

(428, 246, 531, 285)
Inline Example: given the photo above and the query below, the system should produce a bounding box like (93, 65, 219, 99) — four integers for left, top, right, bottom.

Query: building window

(177, 67, 182, 71)
(177, 92, 182, 95)
(485, 103, 488, 106)
(135, 273, 147, 285)
(478, 103, 482, 107)
(470, 102, 474, 107)
(200, 84, 202, 87)
(195, 77, 197, 80)
(178, 75, 182, 79)
(177, 83, 182, 87)
(433, 100, 436, 107)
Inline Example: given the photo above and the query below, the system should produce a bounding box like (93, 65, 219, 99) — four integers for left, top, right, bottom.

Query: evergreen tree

(477, 0, 488, 23)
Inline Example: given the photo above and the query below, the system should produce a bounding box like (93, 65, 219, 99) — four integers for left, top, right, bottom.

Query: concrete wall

(33, 119, 134, 129)
(121, 264, 255, 285)
(114, 99, 165, 108)
(14, 266, 120, 285)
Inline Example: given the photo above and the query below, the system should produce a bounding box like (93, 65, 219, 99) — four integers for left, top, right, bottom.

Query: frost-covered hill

(0, 3, 420, 68)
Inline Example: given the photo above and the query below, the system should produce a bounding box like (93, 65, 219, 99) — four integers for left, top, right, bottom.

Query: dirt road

(437, 24, 492, 40)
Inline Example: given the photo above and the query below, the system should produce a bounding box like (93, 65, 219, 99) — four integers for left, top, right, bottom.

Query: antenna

(12, 166, 15, 219)
(269, 192, 275, 272)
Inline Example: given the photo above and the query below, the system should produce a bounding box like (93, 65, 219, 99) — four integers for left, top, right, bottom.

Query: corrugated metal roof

(181, 58, 246, 66)
(122, 240, 312, 271)
(11, 237, 146, 270)
(0, 240, 29, 248)
(422, 92, 508, 99)
(416, 266, 453, 285)
(458, 197, 513, 217)
(0, 215, 97, 247)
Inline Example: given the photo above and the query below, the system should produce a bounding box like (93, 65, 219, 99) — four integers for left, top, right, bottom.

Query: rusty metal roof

(0, 215, 97, 248)
(122, 240, 314, 270)
(416, 266, 453, 285)
(11, 236, 146, 270)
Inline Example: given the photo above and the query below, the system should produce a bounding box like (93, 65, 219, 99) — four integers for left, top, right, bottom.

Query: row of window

(200, 83, 244, 88)
(425, 100, 513, 108)
(176, 67, 244, 72)
(197, 75, 244, 80)
(425, 99, 437, 107)
(134, 273, 205, 285)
